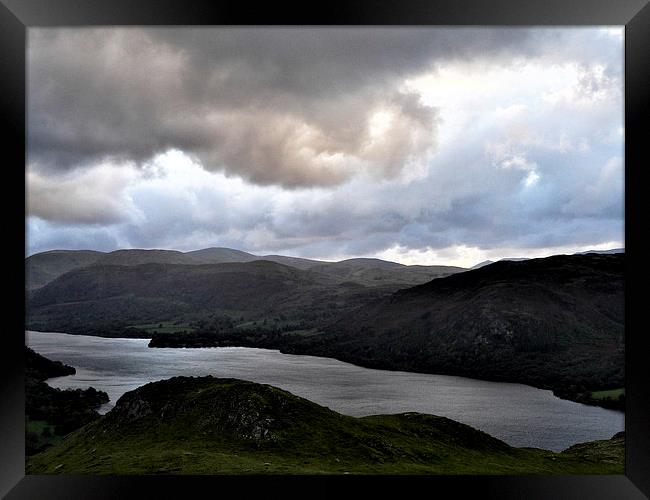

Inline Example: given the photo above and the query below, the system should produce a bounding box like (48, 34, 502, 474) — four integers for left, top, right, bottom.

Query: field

(591, 388, 625, 400)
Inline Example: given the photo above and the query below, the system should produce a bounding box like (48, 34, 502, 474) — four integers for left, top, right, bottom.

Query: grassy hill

(26, 376, 623, 475)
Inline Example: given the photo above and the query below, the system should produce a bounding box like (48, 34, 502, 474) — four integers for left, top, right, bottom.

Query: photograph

(23, 25, 627, 476)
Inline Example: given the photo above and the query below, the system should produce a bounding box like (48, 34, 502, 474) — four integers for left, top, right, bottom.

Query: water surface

(26, 330, 623, 451)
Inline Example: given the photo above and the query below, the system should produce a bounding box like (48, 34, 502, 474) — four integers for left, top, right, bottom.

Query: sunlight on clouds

(376, 241, 623, 269)
(27, 161, 140, 224)
(523, 171, 540, 188)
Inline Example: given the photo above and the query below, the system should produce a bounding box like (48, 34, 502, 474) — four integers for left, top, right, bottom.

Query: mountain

(470, 257, 528, 270)
(30, 260, 343, 309)
(26, 247, 464, 290)
(25, 249, 197, 290)
(26, 376, 623, 475)
(26, 259, 396, 336)
(285, 253, 624, 399)
(26, 249, 624, 407)
(574, 248, 624, 255)
(256, 254, 329, 270)
(309, 259, 465, 286)
(26, 247, 466, 336)
(313, 259, 465, 288)
(469, 248, 624, 270)
(178, 247, 330, 269)
(95, 249, 200, 266)
(25, 250, 105, 290)
(469, 260, 494, 270)
(185, 247, 258, 264)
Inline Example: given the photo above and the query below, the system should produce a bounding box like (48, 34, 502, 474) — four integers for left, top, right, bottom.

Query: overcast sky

(26, 27, 624, 267)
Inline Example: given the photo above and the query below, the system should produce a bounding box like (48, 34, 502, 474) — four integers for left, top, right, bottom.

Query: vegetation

(592, 388, 624, 399)
(27, 376, 624, 475)
(25, 250, 104, 290)
(148, 255, 625, 410)
(563, 388, 625, 411)
(286, 253, 625, 409)
(129, 322, 196, 334)
(25, 347, 109, 455)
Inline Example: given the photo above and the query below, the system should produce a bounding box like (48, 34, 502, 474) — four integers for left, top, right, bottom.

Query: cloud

(561, 156, 624, 217)
(27, 27, 545, 188)
(26, 28, 624, 265)
(26, 162, 139, 224)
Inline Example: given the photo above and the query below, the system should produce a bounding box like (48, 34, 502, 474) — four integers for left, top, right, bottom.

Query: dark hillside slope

(95, 249, 199, 266)
(185, 247, 258, 263)
(26, 260, 389, 334)
(295, 253, 624, 397)
(310, 259, 466, 286)
(26, 377, 623, 475)
(25, 250, 105, 290)
(29, 260, 336, 312)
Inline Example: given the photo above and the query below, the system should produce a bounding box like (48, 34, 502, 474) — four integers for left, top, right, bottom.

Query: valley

(25, 248, 624, 410)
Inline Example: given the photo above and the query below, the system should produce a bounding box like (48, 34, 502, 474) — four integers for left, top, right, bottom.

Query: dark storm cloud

(28, 27, 536, 188)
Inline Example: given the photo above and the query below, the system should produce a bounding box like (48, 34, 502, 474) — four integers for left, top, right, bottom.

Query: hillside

(25, 348, 108, 455)
(26, 260, 392, 336)
(285, 253, 624, 401)
(25, 247, 465, 290)
(25, 250, 105, 290)
(310, 259, 465, 287)
(26, 376, 623, 475)
(25, 346, 75, 381)
(185, 247, 258, 263)
(25, 248, 464, 337)
(27, 252, 624, 408)
(93, 249, 199, 266)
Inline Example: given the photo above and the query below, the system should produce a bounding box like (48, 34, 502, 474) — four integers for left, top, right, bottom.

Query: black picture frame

(2, 1, 648, 498)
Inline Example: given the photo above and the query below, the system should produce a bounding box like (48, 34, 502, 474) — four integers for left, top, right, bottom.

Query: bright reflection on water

(26, 331, 623, 451)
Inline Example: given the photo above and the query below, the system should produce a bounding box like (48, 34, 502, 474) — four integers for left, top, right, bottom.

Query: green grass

(26, 419, 53, 435)
(27, 377, 624, 475)
(591, 388, 624, 400)
(26, 418, 64, 454)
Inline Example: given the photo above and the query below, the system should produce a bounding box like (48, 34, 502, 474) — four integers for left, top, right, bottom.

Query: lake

(26, 330, 624, 452)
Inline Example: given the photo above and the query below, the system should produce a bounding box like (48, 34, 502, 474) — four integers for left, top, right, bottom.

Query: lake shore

(26, 330, 624, 452)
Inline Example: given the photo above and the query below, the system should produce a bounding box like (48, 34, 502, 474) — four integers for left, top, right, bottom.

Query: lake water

(26, 330, 624, 452)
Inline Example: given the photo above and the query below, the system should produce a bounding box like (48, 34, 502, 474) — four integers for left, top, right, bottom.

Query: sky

(26, 27, 624, 268)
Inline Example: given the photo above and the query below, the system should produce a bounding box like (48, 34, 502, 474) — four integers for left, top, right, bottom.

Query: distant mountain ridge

(470, 248, 624, 270)
(25, 250, 105, 289)
(26, 254, 464, 337)
(25, 247, 465, 290)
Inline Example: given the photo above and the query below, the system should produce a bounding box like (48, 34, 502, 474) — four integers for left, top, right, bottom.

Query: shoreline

(27, 329, 625, 413)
